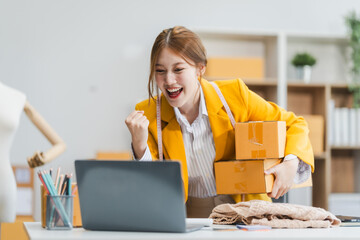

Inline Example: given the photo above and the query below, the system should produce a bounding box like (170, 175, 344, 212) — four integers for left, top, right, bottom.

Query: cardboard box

(205, 57, 264, 80)
(96, 151, 132, 160)
(214, 159, 313, 195)
(302, 115, 324, 155)
(235, 121, 286, 159)
(214, 159, 282, 194)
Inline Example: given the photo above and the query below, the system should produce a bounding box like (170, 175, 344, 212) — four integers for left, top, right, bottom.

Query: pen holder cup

(41, 184, 82, 228)
(45, 195, 73, 230)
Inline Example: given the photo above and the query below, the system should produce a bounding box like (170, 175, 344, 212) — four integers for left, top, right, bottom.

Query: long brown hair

(148, 26, 207, 100)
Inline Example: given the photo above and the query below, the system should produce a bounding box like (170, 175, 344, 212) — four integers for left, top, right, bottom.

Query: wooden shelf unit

(245, 82, 359, 210)
(195, 27, 358, 210)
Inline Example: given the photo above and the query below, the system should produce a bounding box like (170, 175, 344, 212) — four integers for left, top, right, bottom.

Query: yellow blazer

(135, 78, 314, 202)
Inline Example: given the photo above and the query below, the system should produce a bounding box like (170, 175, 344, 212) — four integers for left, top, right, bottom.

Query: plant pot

(296, 65, 312, 83)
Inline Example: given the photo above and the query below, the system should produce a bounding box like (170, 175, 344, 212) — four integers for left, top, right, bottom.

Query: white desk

(24, 222, 360, 240)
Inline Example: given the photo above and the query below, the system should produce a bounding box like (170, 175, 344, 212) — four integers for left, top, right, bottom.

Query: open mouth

(166, 87, 183, 99)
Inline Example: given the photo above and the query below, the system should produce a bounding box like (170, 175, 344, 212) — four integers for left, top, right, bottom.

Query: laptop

(75, 160, 206, 233)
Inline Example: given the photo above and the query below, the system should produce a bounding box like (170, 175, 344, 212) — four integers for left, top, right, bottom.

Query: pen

(54, 167, 60, 190)
(37, 171, 50, 195)
(67, 174, 72, 195)
(57, 174, 64, 195)
(60, 176, 68, 195)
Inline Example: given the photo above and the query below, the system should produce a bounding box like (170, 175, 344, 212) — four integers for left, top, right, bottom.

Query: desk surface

(24, 222, 360, 240)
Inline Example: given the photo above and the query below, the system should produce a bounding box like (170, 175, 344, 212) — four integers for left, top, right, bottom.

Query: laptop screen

(75, 160, 187, 232)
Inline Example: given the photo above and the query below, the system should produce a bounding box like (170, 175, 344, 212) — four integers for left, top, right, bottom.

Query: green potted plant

(345, 11, 360, 108)
(291, 52, 317, 83)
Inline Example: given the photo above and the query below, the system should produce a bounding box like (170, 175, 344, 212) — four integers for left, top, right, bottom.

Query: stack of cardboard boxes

(215, 121, 311, 195)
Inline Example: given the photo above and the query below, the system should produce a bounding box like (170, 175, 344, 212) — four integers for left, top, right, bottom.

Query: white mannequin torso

(0, 81, 26, 222)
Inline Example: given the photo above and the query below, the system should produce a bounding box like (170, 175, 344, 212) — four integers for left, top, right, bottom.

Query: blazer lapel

(201, 79, 234, 162)
(160, 95, 188, 191)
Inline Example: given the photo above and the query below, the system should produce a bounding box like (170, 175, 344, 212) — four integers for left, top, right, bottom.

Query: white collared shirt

(136, 86, 311, 198)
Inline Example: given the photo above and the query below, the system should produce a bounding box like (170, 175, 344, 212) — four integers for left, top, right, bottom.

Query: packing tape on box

(234, 182, 247, 192)
(234, 162, 247, 192)
(248, 122, 266, 158)
(252, 150, 266, 158)
(234, 162, 245, 172)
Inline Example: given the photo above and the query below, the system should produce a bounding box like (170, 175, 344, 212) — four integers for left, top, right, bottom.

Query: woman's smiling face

(155, 47, 203, 113)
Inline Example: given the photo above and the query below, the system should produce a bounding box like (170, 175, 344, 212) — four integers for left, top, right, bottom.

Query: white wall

(1, 0, 359, 220)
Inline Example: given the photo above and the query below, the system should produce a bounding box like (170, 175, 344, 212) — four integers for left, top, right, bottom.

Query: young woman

(125, 26, 314, 218)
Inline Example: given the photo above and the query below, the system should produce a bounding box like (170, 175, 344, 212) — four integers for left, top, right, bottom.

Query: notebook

(74, 160, 205, 233)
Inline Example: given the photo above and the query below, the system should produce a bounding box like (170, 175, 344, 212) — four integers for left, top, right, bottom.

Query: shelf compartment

(331, 86, 353, 108)
(287, 36, 349, 84)
(331, 146, 360, 150)
(331, 151, 355, 193)
(195, 30, 279, 81)
(287, 85, 326, 116)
